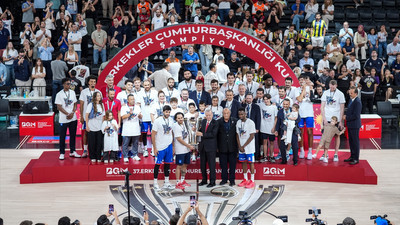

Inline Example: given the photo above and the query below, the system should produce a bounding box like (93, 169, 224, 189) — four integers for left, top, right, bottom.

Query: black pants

(88, 130, 103, 160)
(279, 134, 299, 164)
(219, 151, 237, 183)
(348, 128, 360, 160)
(103, 151, 117, 161)
(254, 133, 261, 159)
(200, 150, 216, 183)
(361, 93, 374, 114)
(59, 120, 77, 154)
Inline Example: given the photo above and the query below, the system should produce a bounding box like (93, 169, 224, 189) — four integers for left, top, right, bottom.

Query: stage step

(20, 159, 37, 184)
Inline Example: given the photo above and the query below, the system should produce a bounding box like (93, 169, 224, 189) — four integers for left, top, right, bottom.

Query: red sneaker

(175, 182, 185, 190)
(245, 180, 255, 189)
(181, 180, 191, 187)
(238, 179, 249, 187)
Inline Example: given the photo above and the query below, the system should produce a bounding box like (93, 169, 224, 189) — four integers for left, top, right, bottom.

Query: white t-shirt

(2, 49, 18, 66)
(117, 90, 139, 106)
(121, 105, 141, 136)
(79, 88, 102, 121)
(263, 86, 279, 99)
(151, 102, 168, 119)
(209, 90, 225, 105)
(321, 89, 346, 121)
(244, 81, 260, 97)
(162, 87, 180, 103)
(208, 105, 223, 120)
(170, 107, 184, 119)
(70, 65, 89, 85)
(86, 103, 105, 131)
(259, 103, 277, 134)
(68, 31, 82, 51)
(271, 96, 293, 110)
(153, 116, 174, 150)
(32, 66, 46, 76)
(137, 89, 158, 122)
(168, 62, 181, 82)
(172, 122, 190, 155)
(216, 62, 230, 84)
(151, 15, 165, 30)
(236, 118, 256, 154)
(286, 86, 297, 101)
(101, 119, 119, 151)
(178, 98, 196, 113)
(295, 87, 314, 118)
(55, 89, 77, 123)
(178, 80, 196, 92)
(220, 83, 239, 96)
(35, 29, 52, 44)
(317, 59, 329, 76)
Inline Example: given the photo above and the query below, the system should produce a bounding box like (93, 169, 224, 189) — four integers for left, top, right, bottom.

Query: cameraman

(177, 202, 208, 225)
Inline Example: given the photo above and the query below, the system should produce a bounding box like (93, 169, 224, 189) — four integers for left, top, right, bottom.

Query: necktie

(205, 121, 210, 132)
(247, 104, 250, 118)
(197, 92, 201, 105)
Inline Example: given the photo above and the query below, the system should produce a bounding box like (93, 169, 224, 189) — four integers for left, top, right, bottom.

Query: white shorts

(312, 36, 324, 48)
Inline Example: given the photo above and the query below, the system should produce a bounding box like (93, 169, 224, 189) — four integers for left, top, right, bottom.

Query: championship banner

(97, 24, 299, 90)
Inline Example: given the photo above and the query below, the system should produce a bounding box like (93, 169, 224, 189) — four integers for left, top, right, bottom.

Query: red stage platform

(20, 151, 377, 185)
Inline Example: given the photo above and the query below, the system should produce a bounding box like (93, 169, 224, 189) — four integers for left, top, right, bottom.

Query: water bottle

(49, 101, 53, 112)
(17, 88, 21, 97)
(23, 89, 26, 98)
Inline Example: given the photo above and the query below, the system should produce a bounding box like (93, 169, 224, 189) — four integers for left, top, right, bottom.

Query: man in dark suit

(274, 99, 300, 165)
(197, 109, 219, 187)
(344, 87, 362, 165)
(221, 90, 241, 118)
(234, 83, 247, 104)
(217, 108, 238, 186)
(189, 79, 211, 109)
(242, 93, 261, 160)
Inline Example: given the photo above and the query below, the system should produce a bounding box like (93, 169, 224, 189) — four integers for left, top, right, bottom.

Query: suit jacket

(220, 99, 242, 118)
(198, 119, 219, 152)
(346, 97, 362, 129)
(275, 108, 301, 137)
(217, 117, 238, 153)
(241, 103, 261, 130)
(234, 94, 246, 103)
(189, 90, 212, 108)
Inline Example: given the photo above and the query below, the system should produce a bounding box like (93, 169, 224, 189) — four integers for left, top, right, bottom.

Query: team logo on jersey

(326, 96, 336, 105)
(64, 98, 73, 106)
(156, 108, 163, 117)
(86, 95, 93, 104)
(262, 110, 272, 119)
(182, 129, 188, 139)
(162, 125, 172, 134)
(106, 128, 115, 135)
(165, 96, 171, 102)
(126, 111, 137, 120)
(238, 127, 246, 137)
(143, 96, 154, 106)
(213, 113, 220, 120)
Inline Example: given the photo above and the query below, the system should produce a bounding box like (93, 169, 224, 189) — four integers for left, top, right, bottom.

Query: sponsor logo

(106, 167, 128, 175)
(21, 122, 36, 128)
(263, 167, 285, 176)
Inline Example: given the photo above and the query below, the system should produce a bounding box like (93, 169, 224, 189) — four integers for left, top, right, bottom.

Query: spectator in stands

(283, 24, 297, 46)
(305, 0, 318, 24)
(239, 19, 254, 36)
(148, 62, 172, 91)
(57, 30, 69, 55)
(290, 0, 305, 31)
(20, 23, 35, 46)
(227, 52, 241, 74)
(91, 21, 107, 66)
(359, 67, 377, 113)
(109, 18, 126, 48)
(22, 0, 36, 24)
(321, 0, 334, 29)
(339, 22, 353, 48)
(286, 48, 299, 69)
(183, 45, 200, 77)
(56, 4, 71, 20)
(165, 50, 181, 86)
(0, 57, 6, 86)
(138, 57, 154, 81)
(335, 64, 352, 103)
(38, 37, 54, 82)
(364, 50, 384, 78)
(392, 53, 400, 86)
(67, 0, 78, 21)
(254, 23, 267, 39)
(1, 8, 14, 40)
(35, 21, 52, 53)
(285, 38, 297, 55)
(316, 68, 330, 90)
(138, 6, 151, 29)
(137, 23, 150, 37)
(266, 7, 280, 32)
(68, 23, 82, 62)
(216, 56, 230, 85)
(225, 9, 238, 28)
(354, 25, 367, 60)
(31, 58, 46, 96)
(346, 53, 361, 74)
(367, 28, 378, 57)
(43, 3, 55, 33)
(14, 49, 31, 89)
(326, 36, 343, 70)
(381, 68, 394, 101)
(52, 52, 69, 106)
(121, 12, 136, 45)
(387, 37, 400, 66)
(352, 68, 362, 87)
(204, 63, 218, 92)
(56, 77, 80, 160)
(299, 50, 314, 70)
(311, 13, 327, 50)
(296, 25, 312, 51)
(218, 0, 231, 24)
(0, 21, 9, 59)
(377, 24, 388, 59)
(2, 41, 17, 86)
(252, 0, 268, 15)
(342, 37, 354, 60)
(65, 44, 79, 71)
(301, 64, 317, 83)
(317, 52, 330, 77)
(272, 38, 284, 56)
(109, 38, 121, 58)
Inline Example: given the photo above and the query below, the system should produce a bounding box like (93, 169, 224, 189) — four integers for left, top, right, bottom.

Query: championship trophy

(184, 117, 202, 147)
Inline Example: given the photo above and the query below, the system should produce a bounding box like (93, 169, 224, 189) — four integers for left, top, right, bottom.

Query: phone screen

(143, 205, 146, 214)
(109, 204, 114, 213)
(190, 196, 196, 207)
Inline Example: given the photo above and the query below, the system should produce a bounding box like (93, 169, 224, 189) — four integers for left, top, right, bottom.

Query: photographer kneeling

(177, 202, 208, 225)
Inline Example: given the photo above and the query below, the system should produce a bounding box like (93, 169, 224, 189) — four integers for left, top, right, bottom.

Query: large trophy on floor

(184, 117, 202, 147)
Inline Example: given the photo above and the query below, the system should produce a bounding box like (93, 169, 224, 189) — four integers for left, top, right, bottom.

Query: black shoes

(207, 183, 216, 188)
(344, 158, 353, 162)
(349, 160, 359, 165)
(198, 181, 208, 186)
(220, 180, 228, 185)
(229, 181, 235, 186)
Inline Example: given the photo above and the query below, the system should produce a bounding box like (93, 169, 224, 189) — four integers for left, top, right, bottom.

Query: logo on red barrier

(97, 24, 299, 91)
(263, 167, 285, 176)
(21, 122, 36, 128)
(106, 167, 128, 175)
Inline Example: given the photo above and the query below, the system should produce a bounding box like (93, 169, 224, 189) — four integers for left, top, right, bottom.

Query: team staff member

(197, 109, 219, 188)
(173, 112, 195, 190)
(103, 89, 121, 127)
(217, 108, 238, 186)
(85, 92, 105, 163)
(189, 79, 212, 109)
(152, 105, 175, 190)
(236, 108, 256, 189)
(344, 87, 362, 165)
(121, 94, 142, 162)
(221, 90, 241, 119)
(56, 78, 81, 160)
(242, 93, 261, 160)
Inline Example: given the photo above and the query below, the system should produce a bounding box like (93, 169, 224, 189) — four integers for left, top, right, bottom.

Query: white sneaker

(298, 135, 302, 141)
(59, 154, 65, 160)
(154, 55, 158, 60)
(91, 159, 96, 163)
(312, 154, 317, 159)
(104, 160, 109, 164)
(307, 151, 313, 160)
(281, 135, 287, 140)
(323, 157, 328, 163)
(153, 183, 160, 190)
(299, 150, 305, 159)
(159, 55, 164, 60)
(163, 182, 175, 190)
(319, 156, 325, 161)
(151, 150, 155, 157)
(133, 155, 141, 161)
(143, 150, 149, 157)
(69, 151, 81, 158)
(191, 154, 196, 162)
(123, 158, 129, 163)
(97, 160, 102, 163)
(333, 154, 339, 162)
(110, 159, 114, 163)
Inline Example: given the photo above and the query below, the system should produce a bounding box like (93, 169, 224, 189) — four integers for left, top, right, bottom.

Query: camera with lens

(305, 208, 326, 225)
(277, 215, 288, 223)
(371, 215, 392, 225)
(232, 211, 252, 225)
